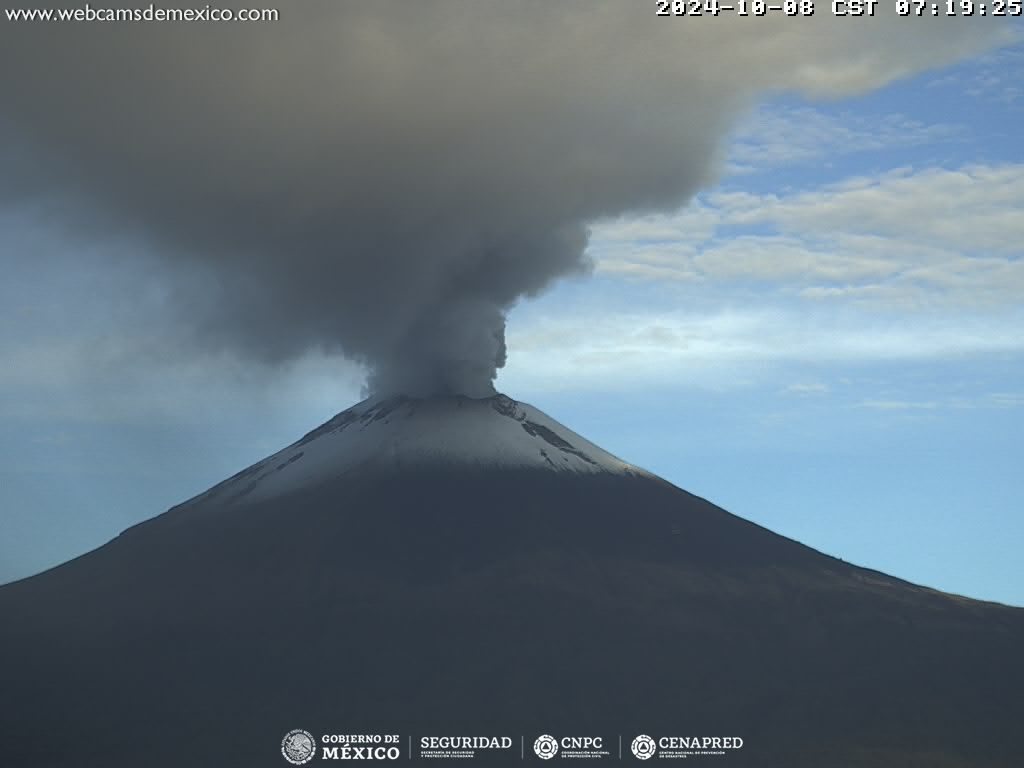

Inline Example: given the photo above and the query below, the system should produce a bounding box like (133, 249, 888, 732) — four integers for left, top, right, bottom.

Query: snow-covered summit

(193, 393, 648, 506)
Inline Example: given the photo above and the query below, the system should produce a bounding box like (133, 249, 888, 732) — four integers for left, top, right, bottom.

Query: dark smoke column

(369, 298, 509, 397)
(0, 2, 1004, 395)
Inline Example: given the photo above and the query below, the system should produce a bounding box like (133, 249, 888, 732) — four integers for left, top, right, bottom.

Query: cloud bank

(0, 1, 1008, 396)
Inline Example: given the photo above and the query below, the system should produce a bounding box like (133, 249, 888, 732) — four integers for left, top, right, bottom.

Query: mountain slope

(0, 394, 1021, 767)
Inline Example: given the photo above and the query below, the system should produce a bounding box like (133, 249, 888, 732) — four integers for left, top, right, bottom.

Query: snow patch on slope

(191, 394, 648, 506)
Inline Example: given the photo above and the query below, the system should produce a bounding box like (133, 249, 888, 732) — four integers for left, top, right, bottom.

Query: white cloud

(502, 307, 1024, 391)
(586, 163, 1024, 312)
(988, 393, 1024, 408)
(692, 235, 900, 283)
(927, 42, 1024, 107)
(857, 399, 940, 411)
(855, 393, 1024, 411)
(783, 382, 830, 396)
(713, 165, 1024, 254)
(726, 105, 961, 174)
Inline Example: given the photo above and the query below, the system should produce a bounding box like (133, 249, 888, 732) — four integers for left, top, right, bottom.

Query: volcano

(1, 394, 1021, 767)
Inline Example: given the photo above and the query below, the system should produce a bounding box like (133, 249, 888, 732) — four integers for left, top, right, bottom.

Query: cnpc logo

(535, 735, 604, 759)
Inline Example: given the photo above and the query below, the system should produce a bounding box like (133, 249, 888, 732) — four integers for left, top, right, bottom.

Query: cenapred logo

(282, 729, 317, 765)
(534, 734, 559, 759)
(631, 734, 656, 760)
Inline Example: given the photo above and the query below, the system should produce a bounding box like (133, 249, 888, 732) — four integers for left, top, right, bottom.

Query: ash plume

(0, 2, 1006, 397)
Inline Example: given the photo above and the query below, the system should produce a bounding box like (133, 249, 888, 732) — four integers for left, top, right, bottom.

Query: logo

(643, 735, 744, 759)
(320, 734, 402, 760)
(418, 736, 514, 760)
(282, 729, 316, 765)
(534, 734, 559, 759)
(631, 734, 656, 760)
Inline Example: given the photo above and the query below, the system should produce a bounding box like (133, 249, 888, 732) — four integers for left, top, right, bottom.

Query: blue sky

(2, 33, 1021, 605)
